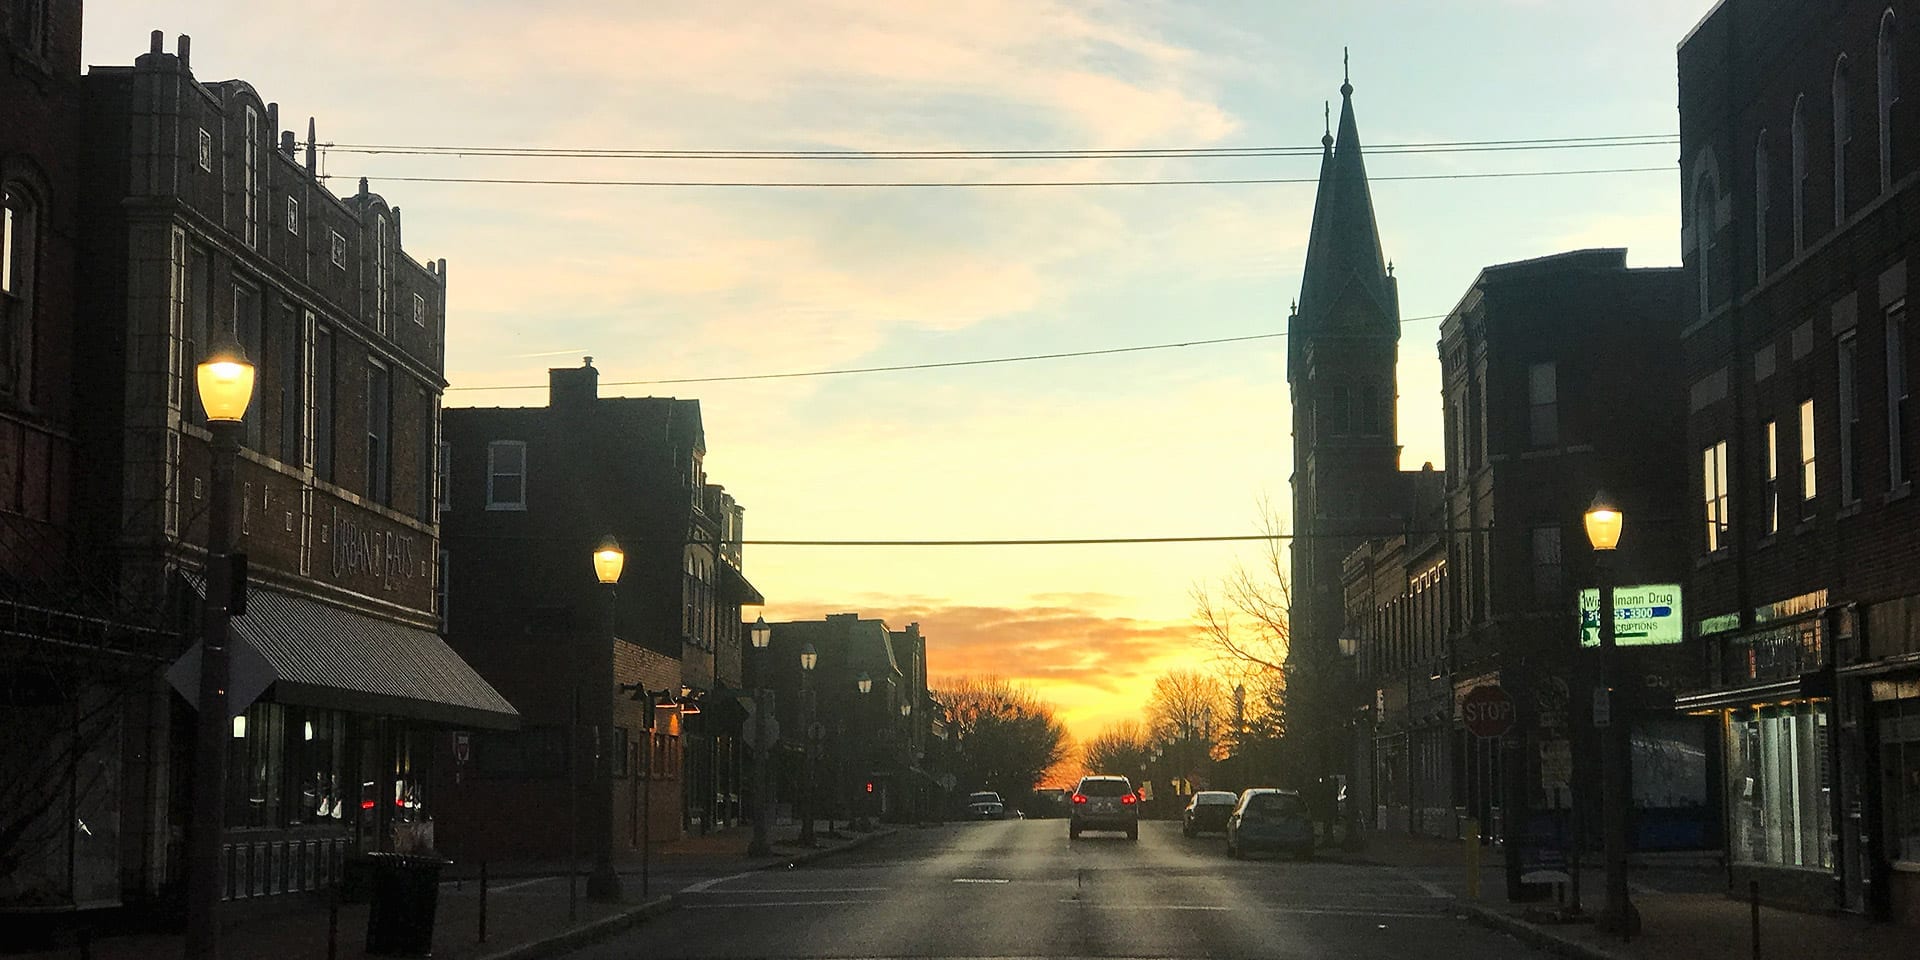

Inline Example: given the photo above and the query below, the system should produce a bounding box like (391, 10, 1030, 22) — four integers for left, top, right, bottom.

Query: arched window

(1792, 94, 1809, 253)
(1835, 55, 1853, 224)
(1323, 382, 1352, 436)
(0, 183, 37, 400)
(1693, 154, 1720, 316)
(1882, 9, 1900, 191)
(1755, 130, 1771, 282)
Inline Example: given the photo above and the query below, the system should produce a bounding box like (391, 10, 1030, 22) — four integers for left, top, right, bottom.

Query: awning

(184, 574, 519, 730)
(717, 561, 764, 605)
(1672, 678, 1811, 714)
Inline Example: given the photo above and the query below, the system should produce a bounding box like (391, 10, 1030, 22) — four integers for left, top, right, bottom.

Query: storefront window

(1874, 682, 1920, 864)
(290, 708, 347, 824)
(228, 704, 351, 828)
(1727, 702, 1835, 869)
(230, 702, 285, 828)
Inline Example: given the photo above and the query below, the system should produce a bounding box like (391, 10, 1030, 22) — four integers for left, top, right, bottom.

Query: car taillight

(1121, 794, 1137, 805)
(1072, 793, 1087, 804)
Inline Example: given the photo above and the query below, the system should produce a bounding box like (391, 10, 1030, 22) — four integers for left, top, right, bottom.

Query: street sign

(1461, 685, 1516, 739)
(1538, 739, 1572, 793)
(166, 637, 275, 714)
(1579, 583, 1684, 647)
(741, 716, 780, 751)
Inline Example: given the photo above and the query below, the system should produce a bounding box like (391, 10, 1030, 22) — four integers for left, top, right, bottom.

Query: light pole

(854, 673, 872, 829)
(747, 616, 774, 856)
(586, 536, 624, 901)
(184, 331, 255, 960)
(898, 701, 912, 823)
(799, 643, 819, 846)
(1584, 493, 1639, 938)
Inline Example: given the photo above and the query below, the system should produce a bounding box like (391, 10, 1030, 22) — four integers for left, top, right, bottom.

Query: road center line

(952, 878, 1011, 883)
(684, 899, 886, 909)
(685, 886, 890, 895)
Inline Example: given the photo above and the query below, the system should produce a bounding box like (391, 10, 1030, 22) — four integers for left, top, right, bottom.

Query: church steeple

(1288, 55, 1399, 383)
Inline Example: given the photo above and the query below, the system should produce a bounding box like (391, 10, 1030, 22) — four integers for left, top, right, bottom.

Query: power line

(350, 165, 1670, 189)
(314, 134, 1675, 162)
(445, 315, 1452, 393)
(450, 529, 1502, 547)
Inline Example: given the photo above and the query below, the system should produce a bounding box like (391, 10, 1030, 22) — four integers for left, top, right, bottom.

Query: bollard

(1750, 879, 1761, 960)
(1464, 818, 1482, 900)
(478, 860, 489, 943)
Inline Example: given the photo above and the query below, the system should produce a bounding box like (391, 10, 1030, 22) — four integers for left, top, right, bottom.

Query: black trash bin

(364, 852, 451, 957)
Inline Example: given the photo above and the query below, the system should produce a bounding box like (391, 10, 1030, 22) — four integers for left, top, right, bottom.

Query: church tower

(1287, 61, 1403, 669)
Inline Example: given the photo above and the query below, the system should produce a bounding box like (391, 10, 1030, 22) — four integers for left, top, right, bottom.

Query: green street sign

(1578, 582, 1684, 647)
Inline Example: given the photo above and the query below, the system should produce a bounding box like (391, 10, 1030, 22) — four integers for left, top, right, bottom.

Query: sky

(84, 0, 1714, 739)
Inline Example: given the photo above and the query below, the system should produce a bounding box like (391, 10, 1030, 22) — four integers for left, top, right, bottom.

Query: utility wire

(445, 314, 1451, 393)
(349, 165, 1670, 189)
(451, 529, 1502, 547)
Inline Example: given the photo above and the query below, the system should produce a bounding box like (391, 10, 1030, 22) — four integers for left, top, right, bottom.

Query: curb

(470, 829, 895, 960)
(1453, 902, 1632, 960)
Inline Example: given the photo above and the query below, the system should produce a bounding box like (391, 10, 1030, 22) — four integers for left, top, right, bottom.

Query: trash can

(364, 852, 451, 957)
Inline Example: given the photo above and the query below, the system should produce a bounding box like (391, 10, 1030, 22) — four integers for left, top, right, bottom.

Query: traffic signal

(865, 781, 874, 793)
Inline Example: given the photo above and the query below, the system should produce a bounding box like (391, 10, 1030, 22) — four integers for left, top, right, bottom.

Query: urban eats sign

(1578, 583, 1683, 647)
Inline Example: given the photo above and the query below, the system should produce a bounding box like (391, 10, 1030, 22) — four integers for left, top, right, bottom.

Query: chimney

(177, 34, 190, 70)
(549, 356, 599, 410)
(267, 102, 279, 134)
(281, 130, 296, 157)
(149, 30, 163, 55)
(305, 118, 317, 175)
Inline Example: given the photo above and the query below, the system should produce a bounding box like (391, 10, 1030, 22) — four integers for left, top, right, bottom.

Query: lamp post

(799, 643, 818, 846)
(898, 701, 912, 823)
(585, 537, 624, 901)
(747, 616, 774, 856)
(1584, 493, 1639, 938)
(184, 332, 255, 960)
(853, 674, 873, 829)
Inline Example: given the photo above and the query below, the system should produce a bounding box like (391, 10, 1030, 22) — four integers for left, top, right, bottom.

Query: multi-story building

(1674, 0, 1920, 922)
(435, 362, 762, 863)
(57, 30, 517, 910)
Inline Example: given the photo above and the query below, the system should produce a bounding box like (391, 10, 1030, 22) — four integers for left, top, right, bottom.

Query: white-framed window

(1527, 361, 1558, 447)
(365, 360, 392, 504)
(198, 128, 213, 172)
(1792, 95, 1809, 254)
(1891, 300, 1911, 488)
(437, 441, 452, 512)
(374, 214, 390, 336)
(286, 196, 300, 236)
(1765, 419, 1780, 535)
(1703, 439, 1730, 552)
(1695, 166, 1719, 315)
(486, 440, 527, 510)
(412, 293, 426, 327)
(1755, 131, 1771, 283)
(313, 322, 334, 481)
(436, 549, 450, 633)
(329, 230, 346, 269)
(166, 227, 186, 411)
(1835, 56, 1853, 225)
(243, 105, 262, 248)
(1881, 10, 1901, 192)
(1, 183, 37, 399)
(234, 280, 264, 449)
(1839, 331, 1861, 504)
(1801, 398, 1818, 517)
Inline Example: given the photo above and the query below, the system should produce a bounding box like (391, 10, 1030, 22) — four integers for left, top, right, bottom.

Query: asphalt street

(559, 819, 1551, 960)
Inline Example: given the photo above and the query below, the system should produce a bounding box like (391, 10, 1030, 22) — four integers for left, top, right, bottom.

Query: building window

(329, 230, 346, 269)
(243, 106, 262, 248)
(1891, 301, 1911, 488)
(1, 184, 36, 401)
(412, 293, 426, 327)
(186, 245, 212, 425)
(1881, 11, 1901, 192)
(365, 360, 391, 505)
(417, 388, 435, 521)
(1800, 398, 1818, 517)
(313, 323, 335, 482)
(1359, 383, 1382, 435)
(1727, 703, 1835, 869)
(1835, 56, 1853, 224)
(374, 214, 391, 336)
(287, 197, 299, 236)
(1839, 331, 1861, 504)
(1754, 131, 1770, 282)
(1530, 525, 1562, 602)
(1792, 95, 1809, 254)
(278, 303, 302, 465)
(198, 128, 213, 172)
(1764, 420, 1780, 535)
(1694, 166, 1718, 315)
(1703, 440, 1730, 552)
(609, 727, 630, 778)
(167, 229, 186, 411)
(1527, 361, 1558, 447)
(437, 441, 451, 512)
(234, 281, 264, 450)
(486, 440, 526, 510)
(436, 549, 449, 633)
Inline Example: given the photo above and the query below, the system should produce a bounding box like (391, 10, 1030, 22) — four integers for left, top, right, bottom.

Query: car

(1225, 788, 1315, 860)
(1068, 775, 1139, 840)
(1181, 790, 1239, 837)
(965, 791, 1005, 819)
(1027, 788, 1072, 819)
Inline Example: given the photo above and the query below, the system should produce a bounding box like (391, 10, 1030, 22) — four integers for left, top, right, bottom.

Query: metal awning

(183, 574, 519, 730)
(717, 561, 764, 605)
(1672, 678, 1810, 713)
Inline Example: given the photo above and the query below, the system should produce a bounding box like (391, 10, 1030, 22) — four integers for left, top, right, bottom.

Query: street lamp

(747, 616, 775, 856)
(184, 332, 254, 960)
(799, 643, 819, 846)
(585, 536, 623, 901)
(853, 674, 873, 829)
(1584, 492, 1639, 938)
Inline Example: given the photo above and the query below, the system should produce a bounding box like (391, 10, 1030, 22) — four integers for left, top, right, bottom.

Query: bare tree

(932, 676, 1071, 804)
(1080, 721, 1152, 778)
(1191, 500, 1293, 675)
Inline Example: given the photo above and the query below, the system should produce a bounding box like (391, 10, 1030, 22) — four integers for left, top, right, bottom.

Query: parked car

(1225, 788, 1315, 860)
(1068, 775, 1139, 840)
(1181, 790, 1239, 837)
(966, 791, 1005, 819)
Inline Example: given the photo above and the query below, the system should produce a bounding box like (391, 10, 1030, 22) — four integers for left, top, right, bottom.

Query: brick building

(435, 362, 763, 864)
(1673, 0, 1920, 922)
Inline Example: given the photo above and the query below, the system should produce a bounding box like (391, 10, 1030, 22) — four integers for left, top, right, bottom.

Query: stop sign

(1462, 685, 1516, 739)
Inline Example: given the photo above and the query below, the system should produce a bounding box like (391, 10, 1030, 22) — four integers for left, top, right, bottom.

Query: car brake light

(1071, 793, 1087, 804)
(1121, 794, 1137, 805)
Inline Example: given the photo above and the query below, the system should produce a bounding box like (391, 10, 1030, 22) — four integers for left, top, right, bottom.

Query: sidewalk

(1325, 829, 1907, 960)
(12, 823, 893, 960)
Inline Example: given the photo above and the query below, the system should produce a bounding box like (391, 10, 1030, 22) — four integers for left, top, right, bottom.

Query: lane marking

(1059, 901, 1444, 919)
(684, 886, 890, 895)
(953, 878, 1011, 884)
(678, 870, 759, 894)
(490, 877, 554, 893)
(684, 899, 886, 909)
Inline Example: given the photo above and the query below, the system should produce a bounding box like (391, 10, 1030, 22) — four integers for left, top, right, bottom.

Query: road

(559, 819, 1549, 960)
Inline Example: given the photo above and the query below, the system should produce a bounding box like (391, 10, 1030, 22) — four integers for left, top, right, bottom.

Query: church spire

(1289, 53, 1398, 383)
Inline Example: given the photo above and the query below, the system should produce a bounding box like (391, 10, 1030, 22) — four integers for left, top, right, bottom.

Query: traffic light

(865, 781, 874, 793)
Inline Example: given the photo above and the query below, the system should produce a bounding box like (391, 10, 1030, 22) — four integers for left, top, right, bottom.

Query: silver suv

(1069, 775, 1139, 840)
